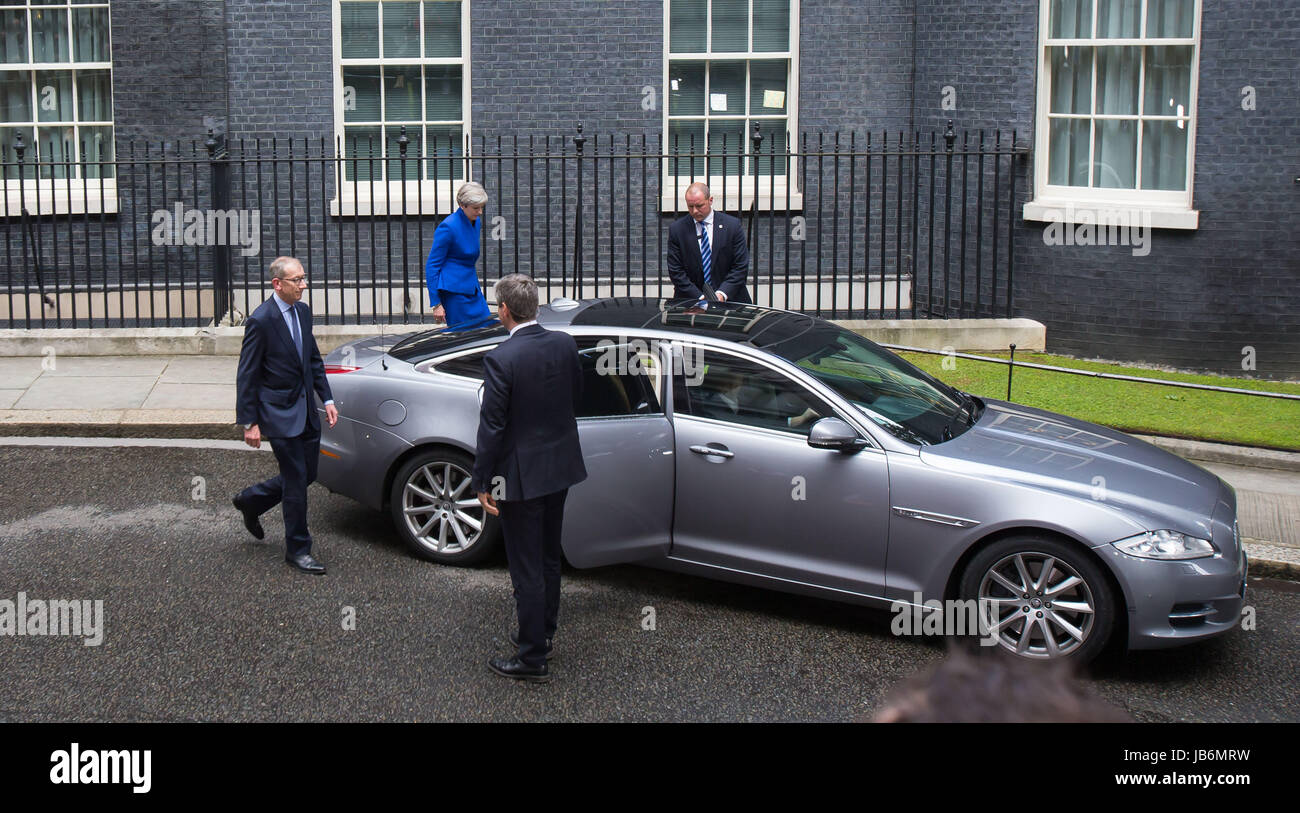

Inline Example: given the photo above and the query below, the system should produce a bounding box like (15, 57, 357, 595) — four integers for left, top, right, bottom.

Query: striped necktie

(289, 304, 303, 355)
(698, 223, 713, 289)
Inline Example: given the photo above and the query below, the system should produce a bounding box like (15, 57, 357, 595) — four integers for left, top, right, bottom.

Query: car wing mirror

(807, 417, 870, 452)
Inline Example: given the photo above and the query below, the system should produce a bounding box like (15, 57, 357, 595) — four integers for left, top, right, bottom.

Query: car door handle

(689, 444, 734, 459)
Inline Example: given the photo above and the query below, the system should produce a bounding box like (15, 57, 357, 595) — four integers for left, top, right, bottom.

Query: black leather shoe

(510, 630, 554, 659)
(285, 553, 326, 575)
(488, 656, 550, 683)
(231, 495, 264, 540)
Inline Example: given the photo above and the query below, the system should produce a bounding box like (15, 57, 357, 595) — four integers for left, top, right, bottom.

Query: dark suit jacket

(235, 296, 333, 438)
(666, 209, 752, 303)
(471, 324, 587, 501)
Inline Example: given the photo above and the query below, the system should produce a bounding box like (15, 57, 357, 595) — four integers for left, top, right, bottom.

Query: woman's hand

(432, 304, 446, 323)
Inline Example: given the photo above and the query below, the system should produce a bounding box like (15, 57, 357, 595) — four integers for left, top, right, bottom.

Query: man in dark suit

(666, 182, 752, 304)
(472, 273, 587, 682)
(232, 256, 338, 575)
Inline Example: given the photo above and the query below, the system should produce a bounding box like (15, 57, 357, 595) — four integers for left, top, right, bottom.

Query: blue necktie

(289, 304, 303, 356)
(699, 223, 713, 289)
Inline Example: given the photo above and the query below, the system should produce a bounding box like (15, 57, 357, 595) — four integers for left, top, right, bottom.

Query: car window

(432, 349, 490, 380)
(575, 336, 664, 418)
(673, 348, 834, 437)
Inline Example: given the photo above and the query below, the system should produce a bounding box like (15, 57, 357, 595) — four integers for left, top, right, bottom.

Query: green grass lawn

(897, 350, 1300, 451)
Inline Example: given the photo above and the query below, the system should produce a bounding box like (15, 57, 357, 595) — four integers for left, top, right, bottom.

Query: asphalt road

(0, 443, 1296, 722)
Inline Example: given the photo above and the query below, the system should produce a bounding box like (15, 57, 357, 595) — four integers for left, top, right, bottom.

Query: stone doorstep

(0, 317, 1048, 357)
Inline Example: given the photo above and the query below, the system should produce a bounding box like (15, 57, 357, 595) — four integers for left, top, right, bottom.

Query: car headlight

(1112, 530, 1216, 560)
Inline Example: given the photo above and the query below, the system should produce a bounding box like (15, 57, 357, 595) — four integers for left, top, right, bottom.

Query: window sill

(330, 179, 466, 217)
(2, 181, 119, 217)
(659, 189, 803, 214)
(1023, 199, 1199, 230)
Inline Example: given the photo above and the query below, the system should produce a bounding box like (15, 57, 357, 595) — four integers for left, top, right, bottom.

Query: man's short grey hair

(270, 256, 301, 280)
(494, 273, 538, 322)
(685, 182, 711, 199)
(457, 181, 489, 208)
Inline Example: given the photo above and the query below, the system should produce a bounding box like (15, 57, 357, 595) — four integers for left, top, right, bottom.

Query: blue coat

(235, 296, 333, 438)
(425, 207, 482, 307)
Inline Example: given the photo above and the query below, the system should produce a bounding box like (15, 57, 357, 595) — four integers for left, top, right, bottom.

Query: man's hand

(477, 491, 499, 516)
(243, 424, 261, 449)
(325, 403, 339, 428)
(715, 290, 728, 302)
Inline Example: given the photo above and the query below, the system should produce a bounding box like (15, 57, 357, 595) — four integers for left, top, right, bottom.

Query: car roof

(388, 298, 827, 363)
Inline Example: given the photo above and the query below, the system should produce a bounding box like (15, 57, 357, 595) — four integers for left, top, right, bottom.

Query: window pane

(0, 126, 35, 176)
(1093, 119, 1136, 188)
(384, 64, 421, 120)
(752, 0, 789, 52)
(709, 60, 745, 114)
(425, 124, 463, 180)
(1143, 45, 1192, 116)
(1050, 0, 1093, 38)
(424, 65, 461, 120)
(342, 66, 381, 122)
(711, 0, 748, 53)
(1141, 119, 1188, 190)
(669, 119, 705, 177)
(669, 0, 705, 53)
(1096, 0, 1139, 38)
(423, 0, 460, 57)
(32, 8, 69, 63)
(749, 60, 786, 114)
(385, 125, 420, 180)
(1049, 46, 1092, 115)
(1048, 117, 1089, 185)
(72, 6, 108, 62)
(1095, 46, 1139, 114)
(752, 124, 788, 177)
(669, 61, 705, 116)
(37, 125, 72, 177)
(708, 119, 745, 176)
(341, 2, 379, 59)
(382, 0, 420, 58)
(76, 67, 111, 120)
(678, 351, 832, 437)
(576, 341, 662, 417)
(0, 10, 28, 64)
(0, 72, 31, 121)
(79, 123, 112, 179)
(34, 70, 71, 121)
(344, 125, 382, 182)
(1146, 0, 1194, 38)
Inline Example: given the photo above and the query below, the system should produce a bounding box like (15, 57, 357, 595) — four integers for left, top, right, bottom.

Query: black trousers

(237, 424, 321, 557)
(498, 488, 569, 667)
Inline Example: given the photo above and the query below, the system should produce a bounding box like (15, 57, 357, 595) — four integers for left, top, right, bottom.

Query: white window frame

(330, 0, 471, 217)
(0, 0, 116, 217)
(1024, 0, 1201, 230)
(662, 0, 801, 212)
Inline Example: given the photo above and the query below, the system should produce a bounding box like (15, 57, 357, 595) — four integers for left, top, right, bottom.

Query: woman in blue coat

(426, 182, 491, 328)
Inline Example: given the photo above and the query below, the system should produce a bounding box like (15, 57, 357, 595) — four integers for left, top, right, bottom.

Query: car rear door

(560, 334, 676, 567)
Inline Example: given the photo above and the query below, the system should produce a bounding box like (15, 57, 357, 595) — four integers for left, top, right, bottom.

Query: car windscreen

(388, 320, 507, 364)
(763, 324, 973, 446)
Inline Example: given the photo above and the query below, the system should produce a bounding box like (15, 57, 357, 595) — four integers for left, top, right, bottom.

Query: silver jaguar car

(316, 298, 1246, 662)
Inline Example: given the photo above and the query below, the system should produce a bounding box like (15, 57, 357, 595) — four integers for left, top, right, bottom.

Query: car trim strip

(891, 506, 981, 528)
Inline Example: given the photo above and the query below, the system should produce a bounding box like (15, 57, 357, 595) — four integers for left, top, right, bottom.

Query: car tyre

(389, 448, 500, 565)
(958, 535, 1116, 662)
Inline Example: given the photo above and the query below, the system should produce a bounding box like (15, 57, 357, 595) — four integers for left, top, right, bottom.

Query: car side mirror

(807, 417, 870, 452)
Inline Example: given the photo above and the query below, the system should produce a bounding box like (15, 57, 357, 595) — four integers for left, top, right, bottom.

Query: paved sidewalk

(1, 354, 1297, 578)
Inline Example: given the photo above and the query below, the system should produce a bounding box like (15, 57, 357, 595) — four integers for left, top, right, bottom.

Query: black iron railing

(0, 122, 1028, 328)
